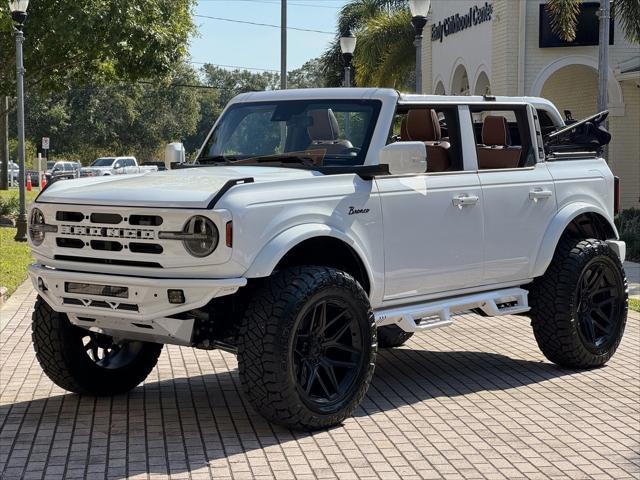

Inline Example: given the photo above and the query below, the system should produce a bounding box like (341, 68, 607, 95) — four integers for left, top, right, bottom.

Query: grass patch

(630, 298, 640, 313)
(0, 188, 39, 217)
(0, 228, 33, 296)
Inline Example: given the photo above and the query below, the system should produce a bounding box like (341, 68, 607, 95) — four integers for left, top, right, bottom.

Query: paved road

(1, 283, 639, 480)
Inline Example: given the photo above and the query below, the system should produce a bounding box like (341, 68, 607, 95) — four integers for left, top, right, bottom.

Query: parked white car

(1, 161, 19, 183)
(80, 156, 158, 176)
(27, 88, 628, 430)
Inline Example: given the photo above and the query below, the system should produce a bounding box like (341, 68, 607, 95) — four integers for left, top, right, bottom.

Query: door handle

(529, 188, 553, 202)
(452, 194, 479, 209)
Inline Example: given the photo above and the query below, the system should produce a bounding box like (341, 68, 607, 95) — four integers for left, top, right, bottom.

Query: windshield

(198, 100, 382, 166)
(91, 158, 115, 167)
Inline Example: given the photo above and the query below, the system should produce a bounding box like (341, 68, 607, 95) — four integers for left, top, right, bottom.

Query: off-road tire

(238, 266, 376, 430)
(529, 238, 628, 368)
(377, 325, 414, 348)
(32, 297, 163, 395)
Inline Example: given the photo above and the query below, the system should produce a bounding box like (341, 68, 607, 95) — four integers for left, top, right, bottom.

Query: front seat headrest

(482, 115, 511, 146)
(308, 109, 340, 141)
(406, 109, 441, 142)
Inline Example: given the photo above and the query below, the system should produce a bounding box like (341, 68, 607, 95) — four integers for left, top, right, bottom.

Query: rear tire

(377, 325, 414, 348)
(238, 266, 376, 430)
(32, 297, 163, 395)
(529, 238, 628, 368)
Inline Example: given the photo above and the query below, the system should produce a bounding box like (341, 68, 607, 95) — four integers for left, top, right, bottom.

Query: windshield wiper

(197, 155, 236, 165)
(234, 154, 322, 167)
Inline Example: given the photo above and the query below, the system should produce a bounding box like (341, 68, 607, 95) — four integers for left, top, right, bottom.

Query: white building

(421, 0, 640, 208)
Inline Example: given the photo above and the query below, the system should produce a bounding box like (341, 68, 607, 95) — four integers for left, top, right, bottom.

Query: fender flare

(531, 202, 618, 278)
(243, 224, 374, 286)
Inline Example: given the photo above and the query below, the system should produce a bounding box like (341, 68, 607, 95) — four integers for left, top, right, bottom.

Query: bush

(615, 208, 640, 262)
(0, 195, 19, 217)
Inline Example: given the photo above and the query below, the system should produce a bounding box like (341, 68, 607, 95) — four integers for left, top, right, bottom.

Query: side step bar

(374, 288, 530, 333)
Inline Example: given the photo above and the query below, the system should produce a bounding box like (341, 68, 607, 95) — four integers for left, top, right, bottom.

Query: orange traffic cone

(41, 175, 47, 190)
(26, 175, 32, 192)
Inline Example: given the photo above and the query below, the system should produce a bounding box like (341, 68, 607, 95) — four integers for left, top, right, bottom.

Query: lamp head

(409, 0, 430, 18)
(9, 0, 29, 27)
(339, 28, 357, 56)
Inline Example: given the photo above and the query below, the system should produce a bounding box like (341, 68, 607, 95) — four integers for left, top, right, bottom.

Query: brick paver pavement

(1, 282, 639, 480)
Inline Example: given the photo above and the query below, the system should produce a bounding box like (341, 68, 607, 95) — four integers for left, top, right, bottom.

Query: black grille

(90, 213, 123, 224)
(56, 211, 85, 222)
(91, 240, 123, 252)
(129, 243, 163, 254)
(129, 215, 163, 226)
(57, 238, 85, 249)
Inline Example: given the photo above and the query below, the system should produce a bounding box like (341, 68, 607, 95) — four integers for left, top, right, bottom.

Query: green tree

(288, 58, 327, 89)
(320, 0, 413, 89)
(202, 65, 280, 106)
(0, 0, 196, 97)
(546, 0, 640, 43)
(14, 64, 202, 163)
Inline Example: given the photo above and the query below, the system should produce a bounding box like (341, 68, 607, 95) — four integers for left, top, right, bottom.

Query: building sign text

(431, 2, 493, 43)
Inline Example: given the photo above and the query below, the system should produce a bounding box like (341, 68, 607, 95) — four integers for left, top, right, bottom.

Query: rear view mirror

(165, 142, 186, 170)
(379, 142, 427, 175)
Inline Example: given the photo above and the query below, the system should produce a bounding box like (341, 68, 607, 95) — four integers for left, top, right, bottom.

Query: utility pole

(0, 97, 8, 190)
(597, 0, 610, 117)
(597, 0, 610, 159)
(281, 0, 287, 90)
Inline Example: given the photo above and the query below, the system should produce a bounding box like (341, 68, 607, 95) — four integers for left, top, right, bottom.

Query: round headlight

(183, 216, 219, 257)
(29, 208, 46, 246)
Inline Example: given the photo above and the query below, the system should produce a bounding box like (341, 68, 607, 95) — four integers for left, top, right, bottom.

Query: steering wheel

(341, 147, 361, 155)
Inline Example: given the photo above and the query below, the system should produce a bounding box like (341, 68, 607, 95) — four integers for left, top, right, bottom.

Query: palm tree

(320, 0, 415, 89)
(547, 0, 639, 44)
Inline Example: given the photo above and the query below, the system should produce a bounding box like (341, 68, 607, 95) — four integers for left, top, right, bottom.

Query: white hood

(36, 166, 321, 208)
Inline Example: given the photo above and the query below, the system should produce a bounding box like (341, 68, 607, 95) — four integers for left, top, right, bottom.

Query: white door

(479, 162, 557, 283)
(376, 172, 484, 301)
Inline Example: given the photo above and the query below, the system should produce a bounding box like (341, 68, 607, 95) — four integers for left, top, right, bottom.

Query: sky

(189, 0, 350, 74)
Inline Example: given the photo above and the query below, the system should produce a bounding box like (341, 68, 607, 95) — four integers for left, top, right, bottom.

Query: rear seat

(403, 109, 451, 173)
(476, 116, 521, 169)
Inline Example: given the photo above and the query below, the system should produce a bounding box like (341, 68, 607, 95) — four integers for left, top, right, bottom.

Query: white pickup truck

(81, 156, 158, 177)
(28, 88, 628, 430)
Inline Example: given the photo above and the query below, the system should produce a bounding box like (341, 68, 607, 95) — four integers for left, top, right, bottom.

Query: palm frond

(613, 0, 640, 44)
(546, 0, 583, 41)
(353, 10, 414, 88)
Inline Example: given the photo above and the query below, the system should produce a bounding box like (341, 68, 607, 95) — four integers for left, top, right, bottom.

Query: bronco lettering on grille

(59, 225, 155, 240)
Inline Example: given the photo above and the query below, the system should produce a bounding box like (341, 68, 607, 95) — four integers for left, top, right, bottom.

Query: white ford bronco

(28, 88, 628, 430)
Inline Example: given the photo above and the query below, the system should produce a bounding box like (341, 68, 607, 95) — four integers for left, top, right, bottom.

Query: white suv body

(27, 88, 628, 430)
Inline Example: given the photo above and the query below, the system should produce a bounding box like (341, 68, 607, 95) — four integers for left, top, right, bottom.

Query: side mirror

(379, 142, 427, 175)
(165, 142, 186, 170)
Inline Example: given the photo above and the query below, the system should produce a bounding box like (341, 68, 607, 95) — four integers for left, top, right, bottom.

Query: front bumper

(29, 264, 246, 346)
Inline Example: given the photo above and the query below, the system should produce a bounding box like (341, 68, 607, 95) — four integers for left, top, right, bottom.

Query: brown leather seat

(476, 116, 521, 169)
(400, 117, 409, 141)
(405, 109, 451, 172)
(307, 109, 353, 154)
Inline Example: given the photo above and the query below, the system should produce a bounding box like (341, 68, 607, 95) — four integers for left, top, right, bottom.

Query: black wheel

(529, 238, 628, 368)
(238, 266, 376, 430)
(377, 325, 414, 348)
(32, 297, 163, 395)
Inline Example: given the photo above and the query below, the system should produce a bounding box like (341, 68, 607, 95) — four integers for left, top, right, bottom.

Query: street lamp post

(340, 28, 356, 88)
(409, 0, 430, 94)
(9, 0, 30, 242)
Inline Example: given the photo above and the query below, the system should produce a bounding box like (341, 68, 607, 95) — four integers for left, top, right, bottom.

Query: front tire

(238, 267, 376, 430)
(32, 297, 163, 395)
(529, 238, 628, 368)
